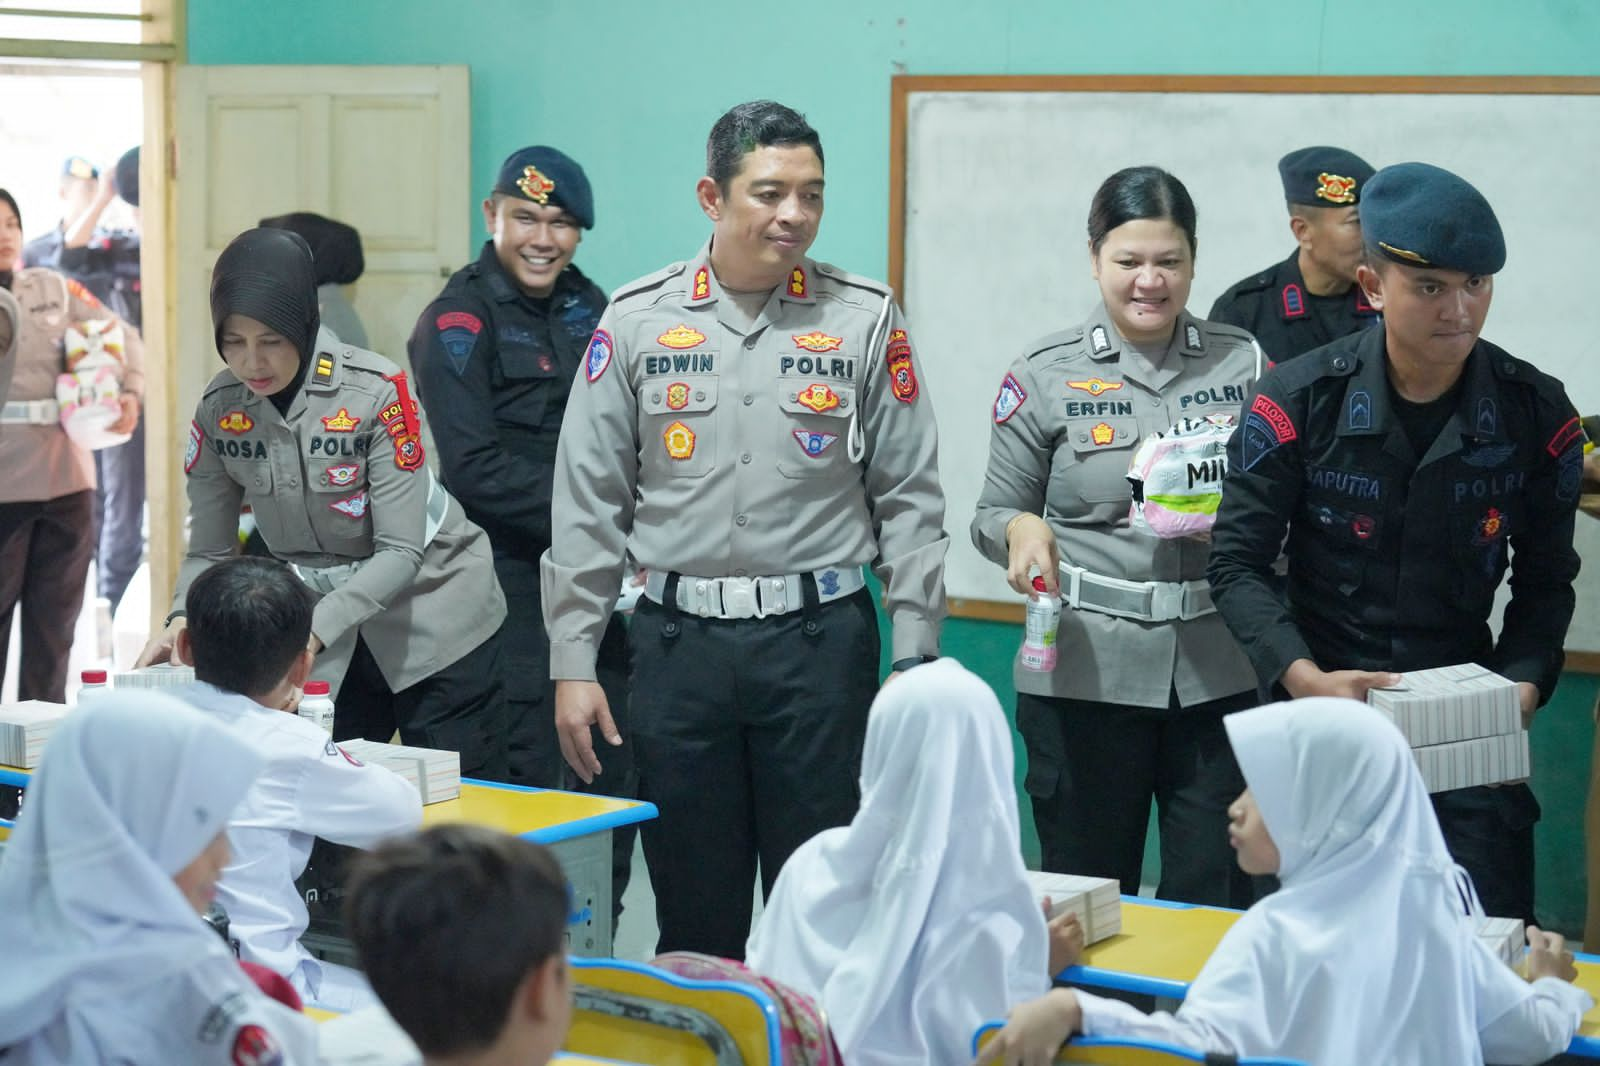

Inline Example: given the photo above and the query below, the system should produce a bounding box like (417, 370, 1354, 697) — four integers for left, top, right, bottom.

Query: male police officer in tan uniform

(542, 101, 948, 957)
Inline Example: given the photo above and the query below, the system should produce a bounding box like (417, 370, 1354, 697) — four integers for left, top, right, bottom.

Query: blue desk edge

(460, 777, 658, 844)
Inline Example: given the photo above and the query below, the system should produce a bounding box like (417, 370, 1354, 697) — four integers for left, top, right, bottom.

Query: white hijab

(745, 659, 1050, 1065)
(1174, 697, 1527, 1063)
(0, 693, 267, 1047)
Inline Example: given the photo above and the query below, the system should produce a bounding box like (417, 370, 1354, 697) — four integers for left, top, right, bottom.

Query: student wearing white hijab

(977, 698, 1591, 1066)
(0, 694, 319, 1065)
(746, 659, 1071, 1066)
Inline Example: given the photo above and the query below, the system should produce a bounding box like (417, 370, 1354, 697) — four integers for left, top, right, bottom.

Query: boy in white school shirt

(173, 555, 422, 1010)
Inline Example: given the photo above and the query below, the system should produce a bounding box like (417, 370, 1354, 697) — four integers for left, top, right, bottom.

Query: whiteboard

(898, 83, 1600, 653)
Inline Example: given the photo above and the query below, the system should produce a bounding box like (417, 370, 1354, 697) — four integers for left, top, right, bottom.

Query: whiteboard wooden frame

(889, 75, 1600, 671)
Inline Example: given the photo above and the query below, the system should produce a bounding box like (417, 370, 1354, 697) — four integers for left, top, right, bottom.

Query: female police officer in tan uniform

(972, 167, 1261, 906)
(0, 187, 142, 703)
(138, 227, 509, 778)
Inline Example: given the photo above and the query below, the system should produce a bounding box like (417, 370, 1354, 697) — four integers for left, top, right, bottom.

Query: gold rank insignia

(663, 420, 696, 460)
(313, 355, 335, 385)
(657, 325, 707, 350)
(1066, 377, 1123, 397)
(517, 165, 555, 204)
(788, 266, 808, 298)
(796, 383, 841, 413)
(1090, 422, 1116, 446)
(692, 267, 711, 301)
(1378, 241, 1429, 264)
(321, 407, 360, 432)
(1315, 172, 1357, 204)
(792, 331, 843, 353)
(666, 382, 689, 410)
(217, 410, 254, 434)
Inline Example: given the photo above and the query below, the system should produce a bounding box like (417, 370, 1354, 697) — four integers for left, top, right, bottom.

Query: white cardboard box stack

(112, 664, 196, 690)
(1025, 871, 1122, 945)
(1367, 664, 1526, 794)
(339, 740, 461, 805)
(1476, 915, 1525, 969)
(0, 701, 72, 768)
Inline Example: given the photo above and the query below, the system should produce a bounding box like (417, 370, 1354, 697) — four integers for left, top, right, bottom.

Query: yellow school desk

(419, 779, 656, 956)
(1063, 897, 1600, 1059)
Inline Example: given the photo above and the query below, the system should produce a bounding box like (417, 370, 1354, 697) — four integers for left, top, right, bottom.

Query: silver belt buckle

(720, 577, 758, 620)
(1148, 582, 1184, 623)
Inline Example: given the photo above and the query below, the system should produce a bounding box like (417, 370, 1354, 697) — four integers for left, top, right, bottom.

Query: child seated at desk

(704, 659, 1082, 1065)
(976, 697, 1592, 1065)
(0, 694, 318, 1064)
(339, 824, 573, 1066)
(172, 556, 422, 1010)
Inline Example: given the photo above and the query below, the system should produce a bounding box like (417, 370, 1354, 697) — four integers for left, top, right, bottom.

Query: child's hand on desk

(1526, 925, 1578, 983)
(975, 987, 1082, 1066)
(1044, 905, 1084, 974)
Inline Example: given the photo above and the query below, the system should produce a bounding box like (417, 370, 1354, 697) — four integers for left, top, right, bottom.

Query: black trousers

(0, 491, 94, 702)
(1016, 687, 1256, 908)
(92, 415, 145, 612)
(1434, 783, 1539, 926)
(631, 583, 879, 958)
(497, 554, 635, 909)
(332, 630, 510, 782)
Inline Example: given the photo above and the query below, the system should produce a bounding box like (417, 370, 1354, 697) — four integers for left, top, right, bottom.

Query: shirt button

(1332, 356, 1350, 371)
(741, 453, 752, 464)
(744, 336, 758, 350)
(743, 394, 754, 406)
(286, 477, 299, 488)
(695, 391, 706, 401)
(735, 514, 748, 526)
(651, 392, 662, 403)
(1077, 432, 1088, 443)
(1150, 396, 1162, 406)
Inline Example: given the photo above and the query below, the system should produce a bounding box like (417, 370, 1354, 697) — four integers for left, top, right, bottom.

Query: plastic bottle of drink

(78, 669, 111, 701)
(1020, 575, 1062, 672)
(298, 680, 336, 734)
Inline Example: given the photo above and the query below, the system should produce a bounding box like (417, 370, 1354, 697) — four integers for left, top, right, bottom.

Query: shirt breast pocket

(310, 459, 372, 545)
(496, 345, 562, 428)
(1053, 417, 1141, 505)
(776, 380, 855, 478)
(639, 375, 717, 479)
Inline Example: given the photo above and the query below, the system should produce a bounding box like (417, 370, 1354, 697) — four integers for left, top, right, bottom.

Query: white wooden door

(160, 65, 469, 603)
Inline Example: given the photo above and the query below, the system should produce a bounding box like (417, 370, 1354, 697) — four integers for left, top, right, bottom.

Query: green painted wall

(188, 0, 1600, 935)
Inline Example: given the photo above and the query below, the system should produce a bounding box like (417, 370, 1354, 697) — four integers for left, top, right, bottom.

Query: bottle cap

(304, 681, 332, 696)
(81, 669, 108, 685)
(1031, 575, 1048, 594)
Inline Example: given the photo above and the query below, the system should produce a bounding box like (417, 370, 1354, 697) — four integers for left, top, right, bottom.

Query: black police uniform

(1208, 328, 1582, 923)
(1207, 251, 1377, 365)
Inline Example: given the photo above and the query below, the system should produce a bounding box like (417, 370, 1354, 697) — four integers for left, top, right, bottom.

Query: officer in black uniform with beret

(408, 146, 634, 887)
(1208, 162, 1583, 924)
(1209, 146, 1379, 364)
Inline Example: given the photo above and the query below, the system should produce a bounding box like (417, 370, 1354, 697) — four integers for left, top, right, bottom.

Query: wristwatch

(890, 655, 938, 673)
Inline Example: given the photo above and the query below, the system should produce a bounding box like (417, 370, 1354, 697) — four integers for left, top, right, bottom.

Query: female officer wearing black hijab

(137, 228, 511, 778)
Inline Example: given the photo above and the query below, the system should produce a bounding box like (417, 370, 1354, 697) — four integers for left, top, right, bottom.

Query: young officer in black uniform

(408, 147, 634, 876)
(1209, 147, 1378, 364)
(1207, 162, 1583, 925)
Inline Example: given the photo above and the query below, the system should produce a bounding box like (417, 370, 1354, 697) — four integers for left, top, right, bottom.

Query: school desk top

(1064, 897, 1600, 1059)
(419, 778, 657, 844)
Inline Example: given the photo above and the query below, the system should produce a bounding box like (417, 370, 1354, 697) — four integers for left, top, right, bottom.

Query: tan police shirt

(971, 304, 1260, 708)
(0, 286, 18, 408)
(174, 329, 505, 690)
(541, 242, 948, 681)
(0, 267, 144, 503)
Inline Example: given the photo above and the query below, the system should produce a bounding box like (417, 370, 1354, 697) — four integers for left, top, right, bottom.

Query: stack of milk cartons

(1025, 871, 1122, 945)
(338, 740, 461, 805)
(1476, 915, 1526, 969)
(113, 664, 197, 691)
(0, 701, 72, 768)
(1367, 664, 1525, 794)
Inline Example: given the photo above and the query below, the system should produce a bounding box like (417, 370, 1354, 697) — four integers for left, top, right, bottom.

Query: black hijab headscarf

(0, 188, 20, 291)
(257, 212, 364, 287)
(210, 227, 321, 414)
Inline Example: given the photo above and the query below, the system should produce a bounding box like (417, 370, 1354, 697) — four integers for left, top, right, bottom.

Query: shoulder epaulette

(338, 346, 403, 381)
(200, 367, 244, 398)
(1229, 269, 1276, 296)
(1198, 320, 1257, 347)
(813, 261, 892, 299)
(611, 262, 687, 305)
(1024, 326, 1086, 361)
(1480, 338, 1560, 394)
(1268, 344, 1358, 393)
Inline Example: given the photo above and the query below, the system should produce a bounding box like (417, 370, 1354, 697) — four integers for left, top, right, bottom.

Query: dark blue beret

(493, 146, 593, 230)
(1361, 162, 1505, 275)
(1278, 146, 1375, 206)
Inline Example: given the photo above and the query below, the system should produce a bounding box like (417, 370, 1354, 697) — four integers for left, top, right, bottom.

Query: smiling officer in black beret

(1208, 161, 1583, 923)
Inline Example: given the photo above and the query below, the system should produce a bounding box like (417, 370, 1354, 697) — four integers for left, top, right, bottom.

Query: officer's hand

(1526, 925, 1578, 983)
(1281, 659, 1400, 702)
(1516, 682, 1539, 729)
(1045, 906, 1085, 974)
(1005, 513, 1060, 595)
(135, 618, 186, 668)
(556, 680, 621, 784)
(973, 988, 1081, 1066)
(108, 393, 139, 435)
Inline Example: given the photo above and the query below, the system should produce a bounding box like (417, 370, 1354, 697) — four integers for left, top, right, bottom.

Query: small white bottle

(298, 680, 336, 734)
(1020, 575, 1062, 672)
(78, 669, 111, 702)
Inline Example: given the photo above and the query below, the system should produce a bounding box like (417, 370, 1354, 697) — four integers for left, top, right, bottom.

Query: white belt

(644, 565, 866, 620)
(0, 399, 59, 425)
(293, 470, 452, 595)
(1058, 561, 1215, 623)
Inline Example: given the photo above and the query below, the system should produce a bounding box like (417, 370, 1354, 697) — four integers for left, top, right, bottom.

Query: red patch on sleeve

(230, 1024, 283, 1066)
(1249, 393, 1297, 443)
(435, 310, 482, 333)
(885, 328, 918, 403)
(381, 371, 426, 472)
(1546, 415, 1582, 457)
(64, 277, 102, 310)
